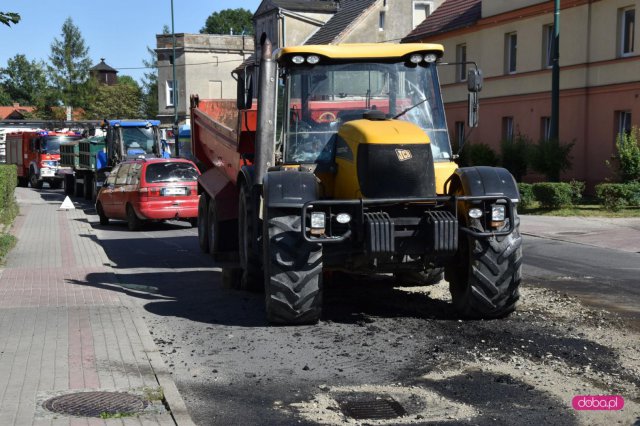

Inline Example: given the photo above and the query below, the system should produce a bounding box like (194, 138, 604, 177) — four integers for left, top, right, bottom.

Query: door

(99, 165, 119, 216)
(110, 163, 131, 219)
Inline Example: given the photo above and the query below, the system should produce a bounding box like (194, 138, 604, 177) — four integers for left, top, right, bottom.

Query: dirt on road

(144, 273, 640, 426)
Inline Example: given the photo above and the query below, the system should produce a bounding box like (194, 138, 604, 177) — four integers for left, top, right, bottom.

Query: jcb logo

(395, 149, 412, 161)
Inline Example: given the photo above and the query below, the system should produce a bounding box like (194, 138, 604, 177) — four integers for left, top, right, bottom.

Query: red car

(96, 158, 200, 231)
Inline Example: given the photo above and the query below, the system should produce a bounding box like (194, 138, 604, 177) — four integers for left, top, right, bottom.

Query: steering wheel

(317, 111, 337, 123)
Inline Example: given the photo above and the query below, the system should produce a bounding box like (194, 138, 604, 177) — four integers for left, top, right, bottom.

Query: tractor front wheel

(263, 210, 323, 325)
(446, 210, 522, 319)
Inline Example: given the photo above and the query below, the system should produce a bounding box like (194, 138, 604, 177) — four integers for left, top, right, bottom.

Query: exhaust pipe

(254, 34, 276, 188)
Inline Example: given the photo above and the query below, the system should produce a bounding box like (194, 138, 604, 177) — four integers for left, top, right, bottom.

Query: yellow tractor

(192, 36, 522, 325)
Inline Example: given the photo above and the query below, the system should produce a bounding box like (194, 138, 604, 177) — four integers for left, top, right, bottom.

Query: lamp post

(550, 0, 560, 141)
(171, 0, 180, 157)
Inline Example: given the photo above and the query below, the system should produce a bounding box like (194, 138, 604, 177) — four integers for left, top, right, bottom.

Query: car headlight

(491, 204, 506, 222)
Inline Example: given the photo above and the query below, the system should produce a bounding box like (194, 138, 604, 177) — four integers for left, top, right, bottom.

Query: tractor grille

(357, 144, 436, 199)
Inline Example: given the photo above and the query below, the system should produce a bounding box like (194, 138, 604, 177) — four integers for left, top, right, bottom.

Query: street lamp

(171, 0, 180, 157)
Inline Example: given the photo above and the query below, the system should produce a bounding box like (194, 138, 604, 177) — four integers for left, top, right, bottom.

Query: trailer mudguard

(451, 166, 520, 202)
(263, 170, 318, 209)
(198, 167, 239, 222)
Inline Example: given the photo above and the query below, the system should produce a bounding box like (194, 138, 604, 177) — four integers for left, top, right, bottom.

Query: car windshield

(41, 136, 81, 154)
(145, 162, 199, 183)
(279, 61, 451, 163)
(121, 127, 156, 155)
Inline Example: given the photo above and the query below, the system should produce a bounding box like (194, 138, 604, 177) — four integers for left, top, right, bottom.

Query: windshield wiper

(393, 97, 428, 119)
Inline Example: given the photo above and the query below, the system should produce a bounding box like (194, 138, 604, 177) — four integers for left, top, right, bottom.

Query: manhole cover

(337, 394, 406, 420)
(43, 391, 147, 418)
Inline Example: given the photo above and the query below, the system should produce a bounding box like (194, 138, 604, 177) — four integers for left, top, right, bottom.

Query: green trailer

(63, 136, 106, 200)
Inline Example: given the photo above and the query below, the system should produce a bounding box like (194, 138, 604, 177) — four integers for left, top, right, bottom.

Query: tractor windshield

(120, 127, 158, 156)
(279, 61, 451, 164)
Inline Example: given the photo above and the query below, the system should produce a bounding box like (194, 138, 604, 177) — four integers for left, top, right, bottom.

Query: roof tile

(402, 0, 481, 42)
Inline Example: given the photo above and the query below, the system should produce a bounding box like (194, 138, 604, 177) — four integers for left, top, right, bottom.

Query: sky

(0, 1, 261, 83)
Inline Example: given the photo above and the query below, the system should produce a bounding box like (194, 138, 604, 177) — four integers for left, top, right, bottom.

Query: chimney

(13, 102, 20, 108)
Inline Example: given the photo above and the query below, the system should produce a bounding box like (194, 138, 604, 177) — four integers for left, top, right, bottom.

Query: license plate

(163, 187, 186, 196)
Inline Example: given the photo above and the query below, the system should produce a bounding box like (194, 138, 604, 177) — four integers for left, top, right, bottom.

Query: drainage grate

(43, 391, 147, 418)
(337, 394, 406, 420)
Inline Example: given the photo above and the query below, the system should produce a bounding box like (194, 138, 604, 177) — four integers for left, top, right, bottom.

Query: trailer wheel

(197, 195, 209, 253)
(446, 210, 522, 319)
(263, 209, 323, 325)
(238, 184, 262, 292)
(96, 202, 109, 225)
(64, 175, 74, 195)
(126, 204, 143, 231)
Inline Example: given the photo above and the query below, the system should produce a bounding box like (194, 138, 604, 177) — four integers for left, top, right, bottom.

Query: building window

(616, 111, 632, 140)
(541, 117, 551, 141)
(379, 11, 385, 31)
(166, 80, 176, 107)
(454, 121, 465, 149)
(502, 116, 514, 142)
(542, 24, 554, 68)
(620, 7, 635, 56)
(505, 32, 517, 74)
(413, 1, 432, 29)
(456, 44, 467, 82)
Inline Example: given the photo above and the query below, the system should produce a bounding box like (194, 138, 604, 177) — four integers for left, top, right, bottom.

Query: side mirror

(468, 92, 479, 128)
(467, 68, 483, 92)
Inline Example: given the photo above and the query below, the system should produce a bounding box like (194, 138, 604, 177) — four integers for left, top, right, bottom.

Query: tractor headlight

(468, 208, 483, 219)
(423, 53, 438, 63)
(310, 212, 326, 235)
(335, 213, 351, 224)
(409, 54, 423, 64)
(291, 55, 305, 64)
(491, 204, 506, 221)
(306, 55, 320, 64)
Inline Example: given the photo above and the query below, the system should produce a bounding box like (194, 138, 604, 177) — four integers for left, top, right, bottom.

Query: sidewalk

(0, 188, 194, 425)
(520, 214, 640, 253)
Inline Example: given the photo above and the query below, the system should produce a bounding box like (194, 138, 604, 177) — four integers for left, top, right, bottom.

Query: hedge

(517, 183, 534, 209)
(532, 182, 574, 208)
(595, 182, 640, 211)
(0, 164, 18, 225)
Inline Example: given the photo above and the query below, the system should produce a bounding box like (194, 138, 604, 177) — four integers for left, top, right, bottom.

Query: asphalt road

(82, 205, 640, 425)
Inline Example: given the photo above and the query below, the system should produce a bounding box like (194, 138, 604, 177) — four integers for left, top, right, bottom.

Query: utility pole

(550, 0, 560, 141)
(171, 0, 180, 157)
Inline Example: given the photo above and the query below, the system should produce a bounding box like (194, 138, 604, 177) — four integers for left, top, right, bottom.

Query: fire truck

(6, 130, 82, 189)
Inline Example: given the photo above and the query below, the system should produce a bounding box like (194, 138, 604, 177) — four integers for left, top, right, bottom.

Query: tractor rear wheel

(238, 184, 262, 292)
(446, 209, 522, 319)
(263, 210, 323, 325)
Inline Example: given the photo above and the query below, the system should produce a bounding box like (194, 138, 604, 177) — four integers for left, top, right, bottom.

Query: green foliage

(529, 138, 574, 182)
(84, 83, 143, 119)
(568, 179, 585, 204)
(595, 182, 640, 211)
(500, 133, 530, 181)
(462, 142, 499, 167)
(0, 12, 20, 27)
(0, 165, 18, 226)
(0, 54, 49, 106)
(517, 183, 534, 209)
(48, 17, 93, 109)
(0, 86, 11, 105)
(532, 182, 574, 208)
(200, 8, 254, 35)
(611, 127, 640, 183)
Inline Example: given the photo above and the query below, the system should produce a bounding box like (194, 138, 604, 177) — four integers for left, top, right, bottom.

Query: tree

(610, 127, 640, 183)
(0, 12, 20, 27)
(501, 133, 531, 182)
(0, 54, 49, 106)
(48, 17, 93, 109)
(84, 81, 143, 119)
(200, 8, 254, 35)
(529, 138, 574, 182)
(0, 87, 11, 105)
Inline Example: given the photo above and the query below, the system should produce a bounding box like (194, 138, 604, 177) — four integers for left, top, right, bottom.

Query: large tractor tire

(263, 210, 323, 325)
(197, 195, 209, 253)
(446, 209, 522, 319)
(238, 184, 262, 292)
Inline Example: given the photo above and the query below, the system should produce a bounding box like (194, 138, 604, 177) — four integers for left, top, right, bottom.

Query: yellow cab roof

(276, 43, 444, 61)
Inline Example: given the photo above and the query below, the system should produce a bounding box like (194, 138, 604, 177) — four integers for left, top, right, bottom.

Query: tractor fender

(263, 170, 319, 209)
(449, 166, 520, 202)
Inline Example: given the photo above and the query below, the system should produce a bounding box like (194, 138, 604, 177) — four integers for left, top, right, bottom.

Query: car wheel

(126, 204, 143, 231)
(97, 202, 109, 226)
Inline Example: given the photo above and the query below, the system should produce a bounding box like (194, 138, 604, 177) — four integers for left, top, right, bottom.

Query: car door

(110, 163, 131, 219)
(99, 165, 119, 216)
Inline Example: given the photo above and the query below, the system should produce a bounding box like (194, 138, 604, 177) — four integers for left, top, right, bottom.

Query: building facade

(156, 33, 254, 126)
(405, 0, 639, 188)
